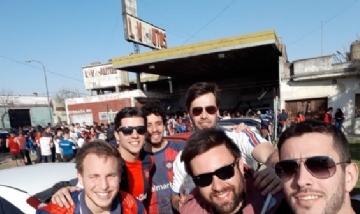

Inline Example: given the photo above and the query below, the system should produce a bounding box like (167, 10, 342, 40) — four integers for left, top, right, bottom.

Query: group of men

(36, 81, 359, 214)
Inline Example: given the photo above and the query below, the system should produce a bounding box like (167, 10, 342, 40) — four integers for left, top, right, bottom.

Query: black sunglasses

(192, 160, 237, 187)
(117, 126, 147, 136)
(275, 156, 350, 179)
(191, 106, 217, 116)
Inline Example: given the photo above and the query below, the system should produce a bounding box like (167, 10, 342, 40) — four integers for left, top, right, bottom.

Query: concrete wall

(293, 55, 332, 76)
(280, 78, 360, 134)
(1, 107, 52, 128)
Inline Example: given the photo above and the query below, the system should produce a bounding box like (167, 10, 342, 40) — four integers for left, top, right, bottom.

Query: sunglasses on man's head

(191, 106, 217, 116)
(192, 160, 237, 187)
(117, 126, 147, 136)
(275, 156, 350, 179)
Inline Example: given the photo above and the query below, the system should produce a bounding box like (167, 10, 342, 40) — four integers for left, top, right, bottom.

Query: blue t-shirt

(59, 139, 75, 155)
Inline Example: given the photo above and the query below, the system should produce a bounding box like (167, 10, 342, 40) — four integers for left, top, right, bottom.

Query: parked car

(0, 163, 78, 213)
(218, 117, 261, 134)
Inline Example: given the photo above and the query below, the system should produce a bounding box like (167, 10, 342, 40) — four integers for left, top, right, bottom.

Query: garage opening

(8, 109, 31, 128)
(285, 98, 328, 123)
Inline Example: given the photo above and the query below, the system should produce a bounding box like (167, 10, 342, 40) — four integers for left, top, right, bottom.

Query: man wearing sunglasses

(275, 120, 359, 214)
(180, 129, 291, 214)
(141, 102, 185, 214)
(171, 82, 281, 211)
(50, 107, 155, 210)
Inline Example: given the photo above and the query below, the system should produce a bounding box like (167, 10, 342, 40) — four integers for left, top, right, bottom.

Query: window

(355, 94, 360, 118)
(0, 197, 25, 214)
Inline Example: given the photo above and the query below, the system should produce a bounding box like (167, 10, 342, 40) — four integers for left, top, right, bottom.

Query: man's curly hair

(141, 102, 167, 124)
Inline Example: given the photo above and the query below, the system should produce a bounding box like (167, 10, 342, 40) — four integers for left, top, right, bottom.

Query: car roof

(164, 132, 191, 141)
(0, 163, 77, 195)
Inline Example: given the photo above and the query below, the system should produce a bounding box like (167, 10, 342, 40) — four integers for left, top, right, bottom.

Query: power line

(138, 0, 193, 38)
(0, 54, 84, 83)
(182, 0, 237, 45)
(288, 0, 359, 46)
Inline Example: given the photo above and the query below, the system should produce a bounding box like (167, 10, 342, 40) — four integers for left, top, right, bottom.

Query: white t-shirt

(39, 137, 52, 156)
(53, 136, 62, 154)
(77, 138, 85, 148)
(171, 130, 267, 194)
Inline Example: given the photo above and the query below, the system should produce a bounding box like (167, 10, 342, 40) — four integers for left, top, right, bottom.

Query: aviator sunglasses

(191, 105, 217, 116)
(275, 156, 351, 179)
(192, 160, 237, 187)
(116, 126, 147, 136)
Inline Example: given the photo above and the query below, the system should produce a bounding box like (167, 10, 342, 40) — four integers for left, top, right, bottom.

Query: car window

(0, 197, 25, 214)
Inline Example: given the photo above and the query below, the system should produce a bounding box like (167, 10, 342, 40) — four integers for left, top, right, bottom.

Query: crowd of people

(29, 81, 359, 214)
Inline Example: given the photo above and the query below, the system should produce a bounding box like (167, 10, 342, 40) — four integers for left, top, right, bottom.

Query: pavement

(0, 152, 37, 170)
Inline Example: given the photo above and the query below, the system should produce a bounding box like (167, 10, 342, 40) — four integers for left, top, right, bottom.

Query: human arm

(50, 181, 81, 208)
(229, 130, 281, 195)
(170, 151, 189, 212)
(5, 139, 8, 148)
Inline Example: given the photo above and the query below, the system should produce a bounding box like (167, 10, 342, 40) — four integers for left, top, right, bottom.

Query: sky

(1, 0, 359, 96)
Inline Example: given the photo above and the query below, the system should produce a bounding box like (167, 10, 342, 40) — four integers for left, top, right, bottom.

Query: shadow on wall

(329, 80, 360, 134)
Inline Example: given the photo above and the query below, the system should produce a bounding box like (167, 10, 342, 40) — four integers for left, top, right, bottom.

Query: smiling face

(280, 133, 358, 214)
(189, 93, 218, 130)
(78, 153, 120, 212)
(190, 144, 245, 214)
(114, 117, 145, 161)
(146, 113, 165, 145)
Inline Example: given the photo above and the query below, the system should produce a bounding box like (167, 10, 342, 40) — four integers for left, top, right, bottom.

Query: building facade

(65, 89, 169, 125)
(280, 55, 360, 134)
(0, 95, 53, 129)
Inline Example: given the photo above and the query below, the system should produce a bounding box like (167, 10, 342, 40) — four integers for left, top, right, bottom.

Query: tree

(53, 88, 81, 108)
(0, 89, 13, 129)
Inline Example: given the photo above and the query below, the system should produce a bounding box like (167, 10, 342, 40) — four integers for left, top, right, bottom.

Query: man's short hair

(114, 107, 145, 130)
(185, 82, 221, 111)
(278, 120, 351, 163)
(75, 140, 122, 174)
(56, 128, 63, 133)
(141, 102, 166, 124)
(181, 129, 241, 176)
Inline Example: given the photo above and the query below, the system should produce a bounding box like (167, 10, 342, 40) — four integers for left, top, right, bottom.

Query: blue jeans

(335, 121, 343, 129)
(42, 155, 53, 163)
(35, 147, 42, 163)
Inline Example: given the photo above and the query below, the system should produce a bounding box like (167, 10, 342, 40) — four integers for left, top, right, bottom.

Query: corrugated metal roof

(0, 95, 49, 107)
(112, 29, 280, 69)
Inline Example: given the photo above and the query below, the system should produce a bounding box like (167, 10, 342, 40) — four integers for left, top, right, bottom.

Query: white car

(0, 163, 78, 213)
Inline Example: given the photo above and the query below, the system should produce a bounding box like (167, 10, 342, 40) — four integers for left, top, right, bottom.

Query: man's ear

(345, 163, 359, 193)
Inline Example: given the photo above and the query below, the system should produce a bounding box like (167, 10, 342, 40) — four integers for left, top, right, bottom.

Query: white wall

(280, 78, 360, 134)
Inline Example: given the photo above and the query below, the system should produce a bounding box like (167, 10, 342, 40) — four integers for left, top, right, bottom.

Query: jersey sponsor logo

(163, 160, 174, 171)
(152, 182, 171, 192)
(143, 169, 150, 179)
(136, 192, 148, 201)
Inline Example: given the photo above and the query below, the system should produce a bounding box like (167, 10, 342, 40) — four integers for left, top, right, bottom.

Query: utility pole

(321, 21, 323, 56)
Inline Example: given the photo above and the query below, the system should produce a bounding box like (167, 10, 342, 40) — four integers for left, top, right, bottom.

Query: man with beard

(50, 107, 154, 210)
(141, 102, 185, 214)
(37, 140, 146, 214)
(180, 129, 291, 214)
(275, 120, 359, 214)
(171, 82, 281, 212)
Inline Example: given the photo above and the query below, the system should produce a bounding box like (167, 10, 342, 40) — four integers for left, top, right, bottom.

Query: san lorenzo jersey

(148, 141, 185, 214)
(120, 149, 154, 208)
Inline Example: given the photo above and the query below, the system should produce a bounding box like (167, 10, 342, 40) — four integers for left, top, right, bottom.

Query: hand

(51, 186, 81, 208)
(233, 123, 250, 133)
(253, 167, 282, 196)
(178, 189, 186, 210)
